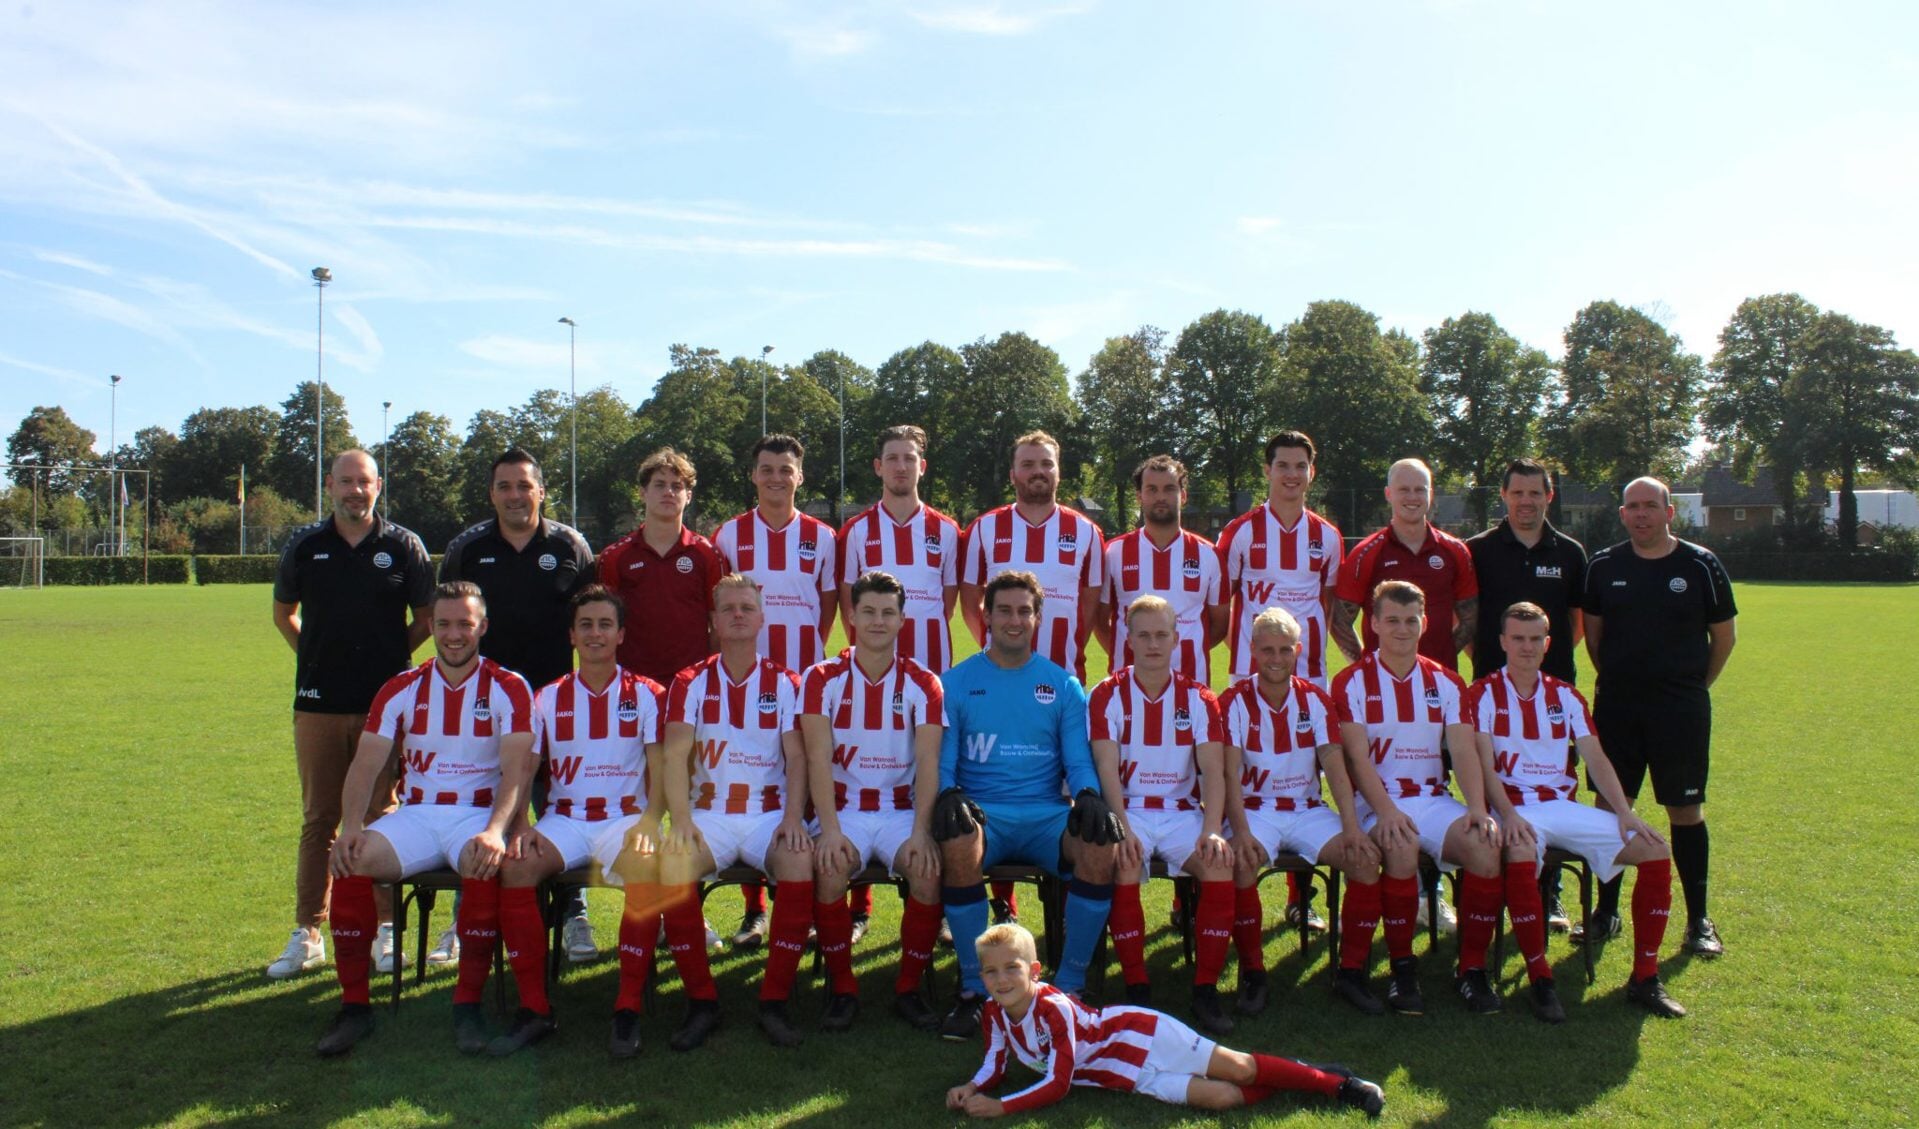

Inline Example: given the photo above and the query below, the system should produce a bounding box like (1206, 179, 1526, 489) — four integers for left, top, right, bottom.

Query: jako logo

(698, 740, 728, 769)
(551, 755, 584, 787)
(963, 733, 997, 763)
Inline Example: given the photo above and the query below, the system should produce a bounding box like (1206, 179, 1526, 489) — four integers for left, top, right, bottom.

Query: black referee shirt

(1465, 520, 1588, 683)
(274, 515, 433, 714)
(440, 517, 593, 690)
(1581, 538, 1737, 689)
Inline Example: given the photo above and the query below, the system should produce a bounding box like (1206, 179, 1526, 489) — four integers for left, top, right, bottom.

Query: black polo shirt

(1581, 538, 1737, 691)
(1465, 520, 1588, 683)
(274, 514, 433, 714)
(440, 517, 593, 690)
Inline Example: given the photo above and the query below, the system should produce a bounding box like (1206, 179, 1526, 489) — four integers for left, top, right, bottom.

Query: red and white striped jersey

(968, 985, 1167, 1114)
(1087, 667, 1224, 812)
(1102, 528, 1223, 683)
(533, 666, 664, 822)
(1218, 504, 1342, 685)
(1331, 652, 1471, 801)
(665, 654, 801, 815)
(1218, 674, 1340, 811)
(713, 508, 838, 673)
(366, 658, 534, 809)
(838, 501, 961, 672)
(800, 652, 944, 812)
(1468, 669, 1592, 806)
(961, 504, 1105, 680)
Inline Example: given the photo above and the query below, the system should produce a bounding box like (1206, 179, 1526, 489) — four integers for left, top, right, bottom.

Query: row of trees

(6, 294, 1915, 552)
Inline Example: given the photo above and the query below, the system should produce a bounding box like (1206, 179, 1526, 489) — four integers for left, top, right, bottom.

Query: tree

(1785, 313, 1919, 547)
(383, 411, 464, 547)
(1421, 312, 1553, 528)
(166, 406, 277, 504)
(736, 354, 848, 519)
(456, 409, 520, 525)
(944, 333, 1077, 517)
(1077, 327, 1170, 528)
(7, 405, 98, 496)
(1163, 310, 1278, 508)
(1272, 301, 1431, 534)
(1704, 293, 1824, 537)
(268, 382, 358, 510)
(629, 345, 752, 525)
(570, 385, 641, 544)
(801, 349, 877, 515)
(869, 342, 968, 511)
(1548, 301, 1702, 491)
(113, 426, 181, 506)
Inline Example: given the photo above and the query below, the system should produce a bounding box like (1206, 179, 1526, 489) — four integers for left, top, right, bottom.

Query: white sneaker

(563, 915, 599, 963)
(372, 922, 410, 973)
(267, 927, 325, 979)
(1433, 896, 1458, 936)
(705, 918, 724, 953)
(426, 927, 460, 964)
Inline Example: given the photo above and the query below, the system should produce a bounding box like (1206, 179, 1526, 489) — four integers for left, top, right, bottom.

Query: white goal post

(0, 537, 45, 589)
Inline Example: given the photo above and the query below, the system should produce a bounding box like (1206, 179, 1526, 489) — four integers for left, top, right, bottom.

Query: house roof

(1700, 465, 1781, 507)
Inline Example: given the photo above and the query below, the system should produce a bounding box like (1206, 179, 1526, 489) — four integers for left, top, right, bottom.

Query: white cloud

(909, 2, 1093, 35)
(1236, 216, 1283, 235)
(31, 249, 114, 276)
(0, 350, 101, 388)
(778, 25, 880, 57)
(459, 335, 574, 372)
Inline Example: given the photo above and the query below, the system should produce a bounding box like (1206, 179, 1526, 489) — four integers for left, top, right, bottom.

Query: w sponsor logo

(1367, 737, 1393, 765)
(697, 739, 729, 770)
(832, 743, 858, 770)
(551, 755, 584, 787)
(1491, 750, 1520, 776)
(1241, 765, 1270, 792)
(1243, 581, 1276, 606)
(403, 750, 437, 774)
(963, 733, 997, 763)
(1118, 760, 1138, 787)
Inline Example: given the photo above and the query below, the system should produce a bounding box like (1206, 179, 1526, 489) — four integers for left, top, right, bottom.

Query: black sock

(1669, 821, 1709, 922)
(1596, 875, 1622, 919)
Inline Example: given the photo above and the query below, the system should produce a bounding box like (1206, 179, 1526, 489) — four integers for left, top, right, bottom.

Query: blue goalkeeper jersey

(938, 650, 1098, 804)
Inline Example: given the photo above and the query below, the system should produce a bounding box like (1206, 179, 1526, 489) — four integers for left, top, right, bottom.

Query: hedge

(1716, 549, 1918, 582)
(44, 556, 193, 585)
(194, 555, 279, 584)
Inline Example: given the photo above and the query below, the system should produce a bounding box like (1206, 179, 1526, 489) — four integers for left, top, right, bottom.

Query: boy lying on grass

(946, 923, 1384, 1118)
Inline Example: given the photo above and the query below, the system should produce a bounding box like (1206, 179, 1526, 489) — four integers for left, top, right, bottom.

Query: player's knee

(1075, 846, 1119, 883)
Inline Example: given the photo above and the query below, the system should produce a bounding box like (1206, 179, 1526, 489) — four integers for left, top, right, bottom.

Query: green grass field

(1, 583, 1914, 1127)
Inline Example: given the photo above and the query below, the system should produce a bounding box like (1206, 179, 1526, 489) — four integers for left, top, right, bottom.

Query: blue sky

(3, 1, 1915, 458)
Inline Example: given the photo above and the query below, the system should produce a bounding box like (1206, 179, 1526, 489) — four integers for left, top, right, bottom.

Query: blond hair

(1125, 593, 1175, 629)
(713, 572, 763, 607)
(976, 921, 1039, 964)
(1251, 605, 1301, 641)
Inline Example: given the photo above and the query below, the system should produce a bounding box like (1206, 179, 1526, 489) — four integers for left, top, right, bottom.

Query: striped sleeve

(998, 998, 1078, 1114)
(968, 1001, 1011, 1090)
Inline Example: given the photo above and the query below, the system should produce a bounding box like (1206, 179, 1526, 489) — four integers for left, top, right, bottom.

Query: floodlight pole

(381, 401, 392, 523)
(109, 373, 121, 556)
(761, 345, 774, 435)
(312, 267, 331, 520)
(560, 317, 578, 523)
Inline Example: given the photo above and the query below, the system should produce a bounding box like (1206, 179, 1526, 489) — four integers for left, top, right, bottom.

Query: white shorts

(535, 812, 648, 885)
(837, 809, 915, 875)
(1238, 806, 1346, 865)
(692, 809, 782, 876)
(1102, 1005, 1218, 1105)
(367, 804, 492, 876)
(1358, 794, 1468, 873)
(1125, 809, 1206, 881)
(1515, 800, 1639, 883)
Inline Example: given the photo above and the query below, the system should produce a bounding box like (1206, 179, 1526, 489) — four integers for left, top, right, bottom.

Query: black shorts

(1591, 682, 1711, 807)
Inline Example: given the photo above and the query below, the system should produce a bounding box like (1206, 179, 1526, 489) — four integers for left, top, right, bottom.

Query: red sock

(1381, 874, 1419, 961)
(850, 885, 873, 917)
(815, 892, 857, 996)
(1108, 882, 1148, 986)
(1456, 871, 1503, 974)
(1631, 858, 1673, 981)
(499, 885, 550, 1014)
(1194, 880, 1234, 988)
(1286, 871, 1302, 905)
(1504, 860, 1551, 982)
(661, 884, 717, 1001)
(1340, 878, 1381, 971)
(992, 880, 1017, 915)
(1252, 1052, 1343, 1095)
(454, 877, 501, 1006)
(895, 896, 943, 995)
(742, 882, 766, 915)
(760, 879, 814, 1002)
(615, 884, 663, 1014)
(1238, 1085, 1276, 1105)
(1232, 884, 1265, 972)
(331, 875, 376, 1006)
